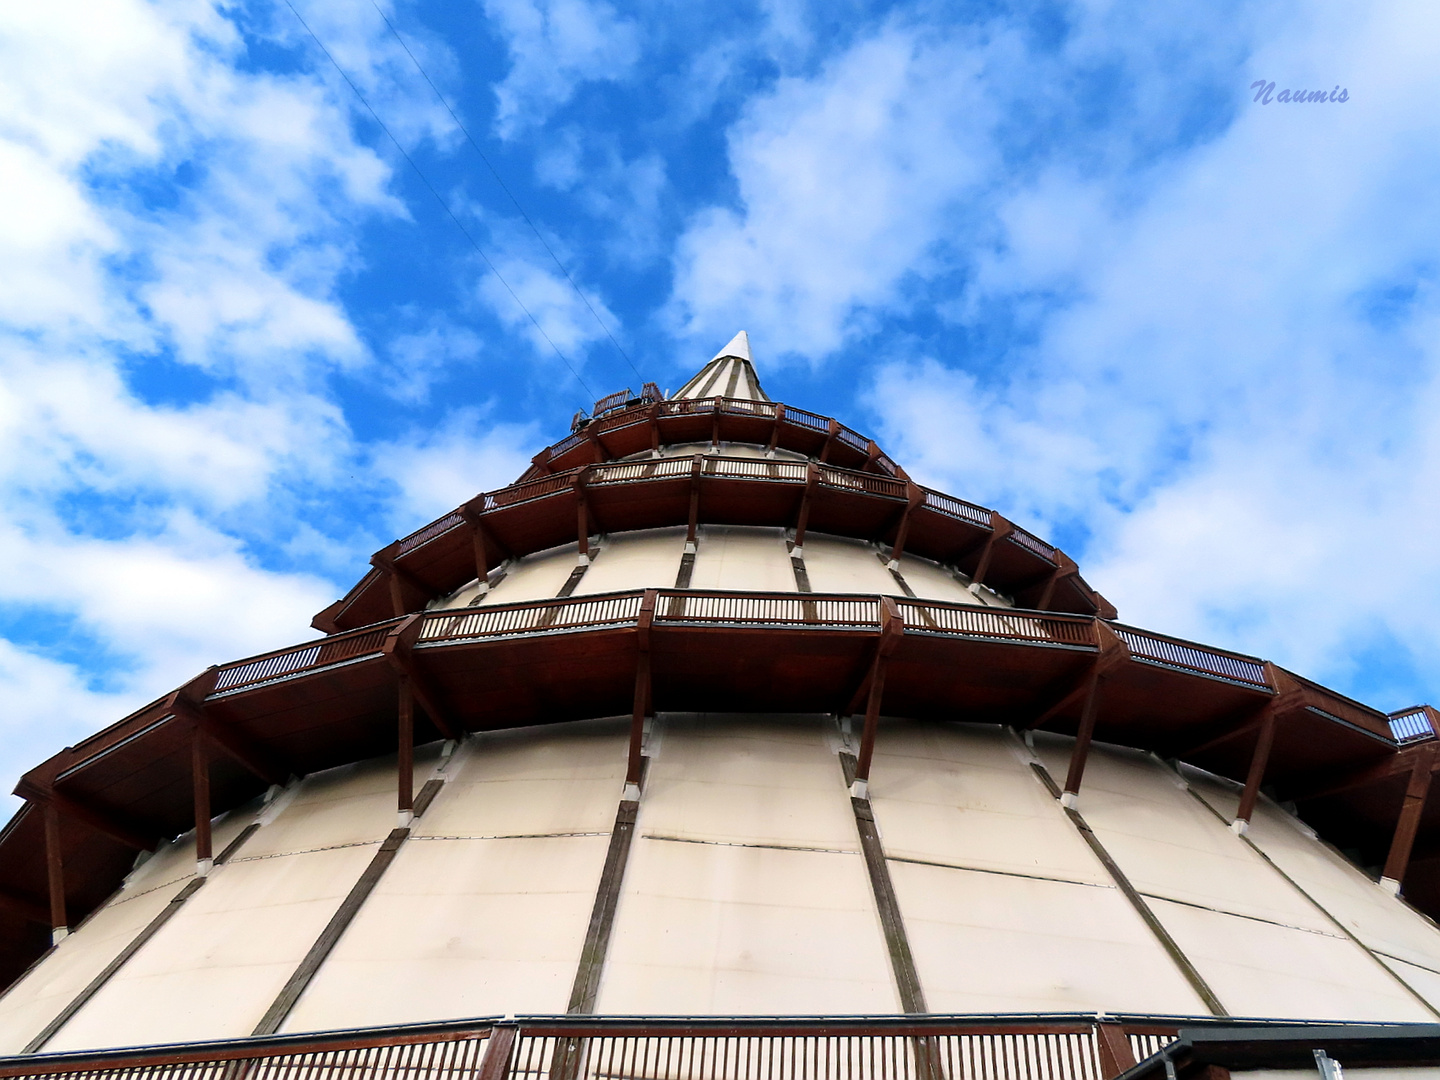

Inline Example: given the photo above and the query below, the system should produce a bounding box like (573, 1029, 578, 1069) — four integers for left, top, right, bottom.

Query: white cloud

(484, 0, 641, 137)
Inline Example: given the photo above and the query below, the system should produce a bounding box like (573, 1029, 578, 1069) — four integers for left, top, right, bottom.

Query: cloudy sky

(1, 0, 1437, 804)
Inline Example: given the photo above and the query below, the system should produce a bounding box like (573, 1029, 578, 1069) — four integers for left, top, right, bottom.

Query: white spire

(712, 330, 752, 364)
(671, 331, 770, 402)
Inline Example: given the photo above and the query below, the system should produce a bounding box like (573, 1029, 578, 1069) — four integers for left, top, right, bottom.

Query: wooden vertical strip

(1062, 672, 1104, 801)
(853, 659, 888, 784)
(1094, 1025, 1136, 1080)
(478, 1027, 517, 1080)
(1030, 759, 1227, 1016)
(1383, 750, 1434, 888)
(192, 730, 212, 866)
(398, 678, 415, 817)
(567, 791, 642, 1012)
(251, 827, 410, 1035)
(1234, 708, 1278, 828)
(42, 803, 65, 938)
(628, 653, 650, 786)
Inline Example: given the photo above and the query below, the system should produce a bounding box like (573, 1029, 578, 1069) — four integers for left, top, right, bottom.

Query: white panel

(46, 843, 378, 1048)
(1379, 954, 1440, 1015)
(868, 723, 1107, 884)
(598, 714, 895, 1014)
(1149, 896, 1433, 1020)
(1031, 737, 1431, 1020)
(282, 834, 611, 1028)
(895, 556, 984, 606)
(689, 527, 795, 592)
(1031, 737, 1333, 929)
(801, 536, 897, 595)
(418, 720, 629, 838)
(0, 805, 261, 1053)
(1185, 770, 1440, 984)
(483, 543, 582, 605)
(639, 715, 858, 850)
(599, 838, 896, 1014)
(892, 860, 1206, 1014)
(1239, 1073, 1440, 1080)
(576, 529, 685, 596)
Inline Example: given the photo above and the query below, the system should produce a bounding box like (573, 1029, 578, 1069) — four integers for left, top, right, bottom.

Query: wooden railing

(655, 591, 881, 629)
(420, 593, 646, 643)
(0, 1017, 1190, 1080)
(212, 623, 398, 695)
(1389, 706, 1438, 744)
(898, 602, 1096, 648)
(1112, 626, 1269, 689)
(818, 466, 907, 499)
(1007, 527, 1056, 564)
(397, 511, 466, 556)
(923, 490, 991, 528)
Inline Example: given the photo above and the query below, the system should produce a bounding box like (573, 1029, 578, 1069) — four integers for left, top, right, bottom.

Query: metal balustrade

(0, 1020, 1183, 1080)
(1113, 627, 1269, 688)
(1389, 707, 1437, 744)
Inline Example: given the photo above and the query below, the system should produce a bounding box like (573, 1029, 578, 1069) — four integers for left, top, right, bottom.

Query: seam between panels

(1180, 776, 1440, 1020)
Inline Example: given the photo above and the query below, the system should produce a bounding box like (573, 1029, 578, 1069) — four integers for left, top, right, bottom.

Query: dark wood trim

(766, 405, 786, 455)
(853, 599, 904, 784)
(1031, 760, 1226, 1016)
(574, 469, 591, 559)
(1383, 748, 1436, 888)
(627, 592, 657, 787)
(192, 730, 211, 865)
(477, 1025, 517, 1080)
(412, 778, 445, 819)
(252, 828, 411, 1035)
(686, 456, 702, 544)
(43, 803, 65, 935)
(382, 616, 462, 742)
(793, 462, 819, 548)
(818, 418, 840, 464)
(1233, 707, 1279, 827)
(970, 513, 1014, 588)
(1061, 669, 1105, 800)
(885, 483, 925, 565)
(1097, 1022, 1139, 1078)
(398, 678, 414, 816)
(566, 794, 641, 1013)
(19, 788, 155, 853)
(848, 789, 925, 1012)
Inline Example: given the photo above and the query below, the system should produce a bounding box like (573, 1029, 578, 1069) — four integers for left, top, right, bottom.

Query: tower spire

(671, 331, 770, 402)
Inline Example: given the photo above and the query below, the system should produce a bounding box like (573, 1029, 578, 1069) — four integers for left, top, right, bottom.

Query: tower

(2, 337, 1440, 1079)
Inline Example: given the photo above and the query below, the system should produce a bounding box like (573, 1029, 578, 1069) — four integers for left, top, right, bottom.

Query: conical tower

(1, 336, 1439, 1078)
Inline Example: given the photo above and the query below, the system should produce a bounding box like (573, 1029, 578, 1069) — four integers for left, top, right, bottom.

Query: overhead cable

(369, 1, 645, 389)
(279, 0, 596, 399)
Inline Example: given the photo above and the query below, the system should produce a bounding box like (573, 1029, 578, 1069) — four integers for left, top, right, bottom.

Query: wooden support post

(686, 455, 703, 546)
(864, 439, 882, 472)
(1233, 706, 1279, 834)
(851, 598, 904, 795)
(711, 396, 722, 448)
(648, 402, 662, 456)
(478, 1025, 518, 1080)
(371, 550, 433, 618)
(971, 512, 1014, 588)
(1095, 1024, 1138, 1079)
(818, 418, 840, 463)
(574, 470, 590, 560)
(794, 461, 819, 551)
(766, 404, 786, 455)
(192, 729, 212, 874)
(1036, 552, 1078, 611)
(1382, 749, 1435, 894)
(43, 802, 66, 943)
(885, 483, 925, 568)
(1061, 668, 1104, 807)
(397, 677, 415, 827)
(627, 591, 658, 794)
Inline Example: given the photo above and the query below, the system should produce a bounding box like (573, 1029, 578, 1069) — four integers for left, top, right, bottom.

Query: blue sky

(1, 0, 1438, 804)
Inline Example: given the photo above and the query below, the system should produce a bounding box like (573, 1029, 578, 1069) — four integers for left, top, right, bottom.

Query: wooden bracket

(687, 456, 703, 544)
(970, 512, 1015, 588)
(383, 614, 462, 742)
(885, 482, 926, 564)
(169, 684, 289, 788)
(628, 590, 658, 785)
(766, 404, 787, 454)
(794, 461, 820, 549)
(574, 467, 592, 558)
(1383, 744, 1437, 889)
(1023, 624, 1130, 732)
(852, 598, 905, 784)
(818, 418, 840, 463)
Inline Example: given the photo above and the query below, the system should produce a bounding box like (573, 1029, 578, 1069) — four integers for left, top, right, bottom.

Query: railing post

(43, 800, 67, 944)
(478, 1024, 518, 1080)
(192, 727, 213, 876)
(1095, 1023, 1138, 1079)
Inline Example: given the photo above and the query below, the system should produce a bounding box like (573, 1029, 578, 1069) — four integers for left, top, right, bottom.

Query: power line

(368, 0, 646, 388)
(278, 0, 596, 400)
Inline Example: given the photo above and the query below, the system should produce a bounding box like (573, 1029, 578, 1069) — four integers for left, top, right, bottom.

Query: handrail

(211, 621, 401, 695)
(420, 592, 645, 643)
(898, 601, 1096, 647)
(1390, 706, 1437, 744)
(922, 488, 990, 527)
(1008, 526, 1057, 563)
(1112, 626, 1269, 688)
(396, 510, 466, 556)
(655, 591, 881, 629)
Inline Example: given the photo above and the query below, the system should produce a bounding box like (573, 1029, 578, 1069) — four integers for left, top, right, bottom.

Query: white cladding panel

(577, 529, 686, 595)
(895, 555, 990, 606)
(868, 724, 1204, 1013)
(597, 715, 896, 1013)
(1032, 736, 1432, 1021)
(281, 723, 630, 1030)
(689, 527, 796, 593)
(481, 544, 582, 605)
(801, 537, 897, 595)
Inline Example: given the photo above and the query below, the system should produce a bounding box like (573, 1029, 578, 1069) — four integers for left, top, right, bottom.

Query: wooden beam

(971, 512, 1014, 588)
(382, 615, 462, 742)
(398, 677, 414, 821)
(1096, 1024, 1138, 1079)
(170, 696, 289, 788)
(192, 728, 212, 869)
(1382, 747, 1436, 893)
(1036, 551, 1079, 611)
(852, 598, 904, 789)
(711, 396, 722, 449)
(370, 549, 434, 618)
(648, 402, 662, 456)
(1061, 668, 1104, 804)
(765, 404, 786, 455)
(1022, 626, 1129, 732)
(818, 417, 840, 463)
(43, 801, 66, 938)
(0, 887, 49, 927)
(883, 483, 925, 567)
(15, 785, 157, 852)
(627, 591, 658, 788)
(574, 468, 591, 559)
(1232, 707, 1279, 833)
(687, 455, 702, 544)
(794, 461, 820, 550)
(1286, 753, 1417, 803)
